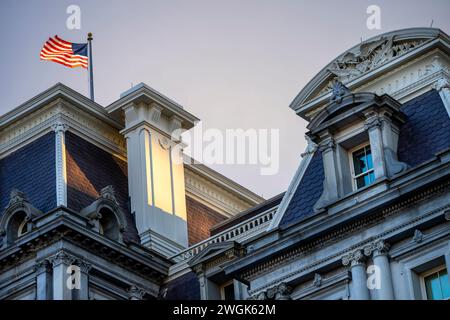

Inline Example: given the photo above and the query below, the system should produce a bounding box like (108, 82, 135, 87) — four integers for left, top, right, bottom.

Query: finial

(87, 32, 93, 41)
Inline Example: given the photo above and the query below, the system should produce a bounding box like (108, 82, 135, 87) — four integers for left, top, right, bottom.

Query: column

(364, 113, 387, 180)
(76, 260, 92, 300)
(365, 240, 395, 300)
(52, 121, 69, 207)
(50, 251, 76, 300)
(35, 260, 52, 300)
(342, 250, 370, 300)
(314, 134, 340, 211)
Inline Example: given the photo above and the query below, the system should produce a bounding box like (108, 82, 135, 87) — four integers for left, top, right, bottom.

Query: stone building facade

(1, 27, 449, 300)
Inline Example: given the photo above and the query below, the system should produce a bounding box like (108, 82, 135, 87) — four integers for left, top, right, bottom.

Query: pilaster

(52, 121, 69, 207)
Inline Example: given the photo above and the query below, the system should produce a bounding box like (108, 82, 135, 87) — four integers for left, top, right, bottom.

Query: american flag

(40, 35, 88, 69)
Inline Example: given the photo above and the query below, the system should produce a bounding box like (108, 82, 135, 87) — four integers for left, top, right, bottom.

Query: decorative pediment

(290, 28, 449, 120)
(307, 88, 404, 135)
(188, 241, 245, 273)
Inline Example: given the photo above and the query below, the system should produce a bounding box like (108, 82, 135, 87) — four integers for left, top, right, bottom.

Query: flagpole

(87, 32, 95, 101)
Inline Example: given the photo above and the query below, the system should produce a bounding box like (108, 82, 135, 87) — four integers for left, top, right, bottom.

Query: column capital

(127, 285, 146, 300)
(363, 240, 390, 258)
(342, 249, 366, 267)
(52, 121, 69, 133)
(318, 137, 335, 153)
(433, 77, 450, 92)
(34, 259, 52, 274)
(49, 251, 76, 267)
(364, 116, 382, 131)
(76, 259, 93, 273)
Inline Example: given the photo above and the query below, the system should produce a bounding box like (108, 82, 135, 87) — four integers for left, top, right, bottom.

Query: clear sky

(1, 0, 449, 198)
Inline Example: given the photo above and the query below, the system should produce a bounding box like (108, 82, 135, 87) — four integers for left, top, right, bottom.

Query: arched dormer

(0, 189, 42, 248)
(80, 185, 127, 243)
(308, 81, 409, 212)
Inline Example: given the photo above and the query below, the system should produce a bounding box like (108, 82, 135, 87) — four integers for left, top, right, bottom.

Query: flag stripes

(40, 35, 88, 68)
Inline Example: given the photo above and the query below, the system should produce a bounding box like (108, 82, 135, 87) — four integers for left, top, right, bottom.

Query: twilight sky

(1, 0, 449, 199)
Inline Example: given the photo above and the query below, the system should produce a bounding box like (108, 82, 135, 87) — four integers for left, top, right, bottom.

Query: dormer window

(17, 216, 29, 237)
(350, 144, 375, 190)
(308, 82, 409, 212)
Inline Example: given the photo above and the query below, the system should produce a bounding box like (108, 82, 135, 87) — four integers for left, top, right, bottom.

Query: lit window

(423, 267, 450, 300)
(221, 282, 235, 300)
(351, 144, 375, 189)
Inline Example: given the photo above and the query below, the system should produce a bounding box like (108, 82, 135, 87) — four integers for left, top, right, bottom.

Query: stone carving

(313, 273, 322, 287)
(49, 251, 76, 267)
(252, 282, 292, 300)
(8, 189, 27, 207)
(364, 240, 390, 257)
(413, 229, 424, 243)
(99, 185, 119, 206)
(330, 80, 352, 104)
(301, 135, 318, 158)
(342, 249, 366, 267)
(127, 285, 146, 300)
(328, 36, 424, 82)
(34, 260, 52, 274)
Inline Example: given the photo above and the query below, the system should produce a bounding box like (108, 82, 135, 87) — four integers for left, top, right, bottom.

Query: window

(422, 267, 450, 300)
(220, 282, 235, 300)
(98, 207, 119, 241)
(17, 218, 29, 237)
(350, 144, 375, 190)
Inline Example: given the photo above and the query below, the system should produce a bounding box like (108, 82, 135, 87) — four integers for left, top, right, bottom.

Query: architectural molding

(241, 182, 449, 294)
(185, 167, 259, 217)
(0, 85, 126, 160)
(291, 28, 450, 120)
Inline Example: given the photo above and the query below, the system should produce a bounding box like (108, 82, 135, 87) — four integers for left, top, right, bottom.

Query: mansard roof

(279, 89, 450, 228)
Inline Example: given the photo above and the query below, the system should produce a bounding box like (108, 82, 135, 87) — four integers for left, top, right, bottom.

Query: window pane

(365, 148, 373, 170)
(425, 273, 443, 300)
(439, 271, 450, 299)
(353, 148, 367, 175)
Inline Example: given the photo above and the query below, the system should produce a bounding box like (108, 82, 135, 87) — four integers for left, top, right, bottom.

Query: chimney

(108, 83, 199, 256)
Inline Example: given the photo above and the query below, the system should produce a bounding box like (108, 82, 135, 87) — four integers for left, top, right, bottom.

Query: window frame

(348, 142, 375, 191)
(220, 281, 235, 300)
(420, 265, 450, 300)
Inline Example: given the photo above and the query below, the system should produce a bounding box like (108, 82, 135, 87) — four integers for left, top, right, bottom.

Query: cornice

(0, 98, 126, 159)
(237, 177, 449, 289)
